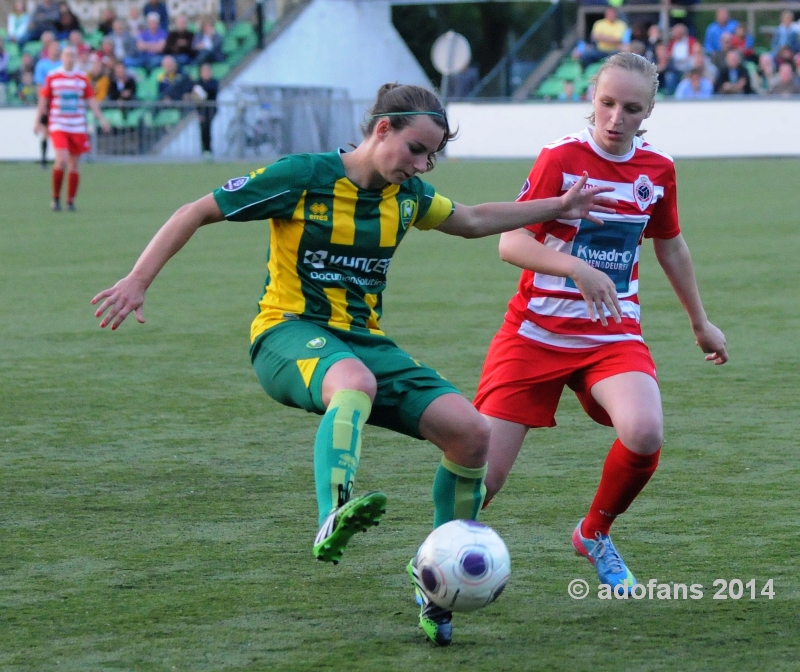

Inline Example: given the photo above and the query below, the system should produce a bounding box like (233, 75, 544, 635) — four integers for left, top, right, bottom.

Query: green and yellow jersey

(212, 151, 455, 343)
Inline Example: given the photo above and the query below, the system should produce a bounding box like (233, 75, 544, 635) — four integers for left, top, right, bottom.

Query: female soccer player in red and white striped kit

(34, 46, 110, 211)
(474, 52, 728, 591)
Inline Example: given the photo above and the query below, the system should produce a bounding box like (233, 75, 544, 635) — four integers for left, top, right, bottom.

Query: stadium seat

(222, 33, 241, 55)
(584, 61, 605, 78)
(122, 108, 147, 128)
(7, 55, 21, 74)
(214, 20, 227, 36)
(135, 78, 159, 101)
(229, 22, 255, 40)
(103, 109, 126, 128)
(536, 77, 565, 98)
(554, 61, 582, 81)
(85, 30, 104, 49)
(152, 108, 182, 126)
(23, 40, 42, 57)
(5, 41, 20, 58)
(183, 64, 199, 80)
(211, 62, 231, 79)
(129, 67, 148, 82)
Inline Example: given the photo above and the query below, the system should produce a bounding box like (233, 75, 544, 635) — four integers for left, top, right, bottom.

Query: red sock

(52, 168, 64, 199)
(582, 439, 660, 537)
(67, 172, 80, 204)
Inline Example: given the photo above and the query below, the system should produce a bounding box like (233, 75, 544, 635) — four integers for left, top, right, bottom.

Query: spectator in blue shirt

(704, 8, 738, 54)
(771, 11, 800, 58)
(33, 40, 61, 85)
(675, 66, 714, 98)
(142, 0, 169, 31)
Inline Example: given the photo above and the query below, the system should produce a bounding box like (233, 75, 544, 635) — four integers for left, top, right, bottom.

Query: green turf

(1, 158, 798, 671)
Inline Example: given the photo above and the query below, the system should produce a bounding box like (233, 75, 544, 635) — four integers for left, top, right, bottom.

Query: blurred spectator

(133, 12, 168, 70)
(127, 6, 144, 34)
(668, 23, 697, 74)
(0, 39, 8, 105)
(193, 62, 218, 154)
(579, 7, 629, 68)
(164, 15, 195, 66)
(54, 2, 82, 41)
(643, 24, 662, 63)
(108, 61, 137, 102)
(98, 7, 117, 35)
(34, 40, 61, 85)
(110, 19, 137, 63)
(68, 29, 91, 58)
(157, 54, 192, 100)
(755, 52, 778, 94)
(38, 30, 56, 57)
(689, 42, 718, 84)
(23, 0, 60, 45)
(87, 55, 110, 100)
(219, 0, 236, 24)
(17, 70, 39, 104)
(17, 52, 36, 82)
(711, 32, 733, 72)
(713, 49, 754, 95)
(774, 45, 795, 69)
(771, 11, 800, 58)
(626, 40, 646, 57)
(192, 18, 224, 64)
(703, 8, 738, 54)
(730, 24, 755, 62)
(668, 0, 699, 35)
(97, 36, 117, 67)
(7, 0, 31, 43)
(768, 61, 800, 95)
(655, 42, 679, 95)
(142, 0, 169, 31)
(558, 79, 582, 102)
(674, 66, 713, 99)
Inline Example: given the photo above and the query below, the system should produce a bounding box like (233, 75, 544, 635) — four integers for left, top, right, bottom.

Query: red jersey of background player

(40, 66, 94, 135)
(503, 128, 681, 350)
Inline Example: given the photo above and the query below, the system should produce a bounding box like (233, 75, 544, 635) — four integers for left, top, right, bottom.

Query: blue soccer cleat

(572, 518, 636, 592)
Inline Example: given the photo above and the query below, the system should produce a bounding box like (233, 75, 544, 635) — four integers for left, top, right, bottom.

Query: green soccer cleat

(312, 491, 387, 564)
(407, 557, 453, 646)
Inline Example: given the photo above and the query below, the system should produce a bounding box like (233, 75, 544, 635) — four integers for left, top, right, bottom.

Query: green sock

(313, 390, 372, 526)
(432, 457, 487, 528)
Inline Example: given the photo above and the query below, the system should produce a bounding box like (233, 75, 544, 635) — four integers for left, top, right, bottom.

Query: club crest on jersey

(399, 199, 417, 229)
(222, 176, 249, 192)
(306, 337, 326, 349)
(633, 175, 655, 211)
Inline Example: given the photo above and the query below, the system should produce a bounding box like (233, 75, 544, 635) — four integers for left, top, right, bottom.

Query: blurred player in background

(474, 52, 728, 593)
(34, 45, 110, 211)
(91, 83, 615, 646)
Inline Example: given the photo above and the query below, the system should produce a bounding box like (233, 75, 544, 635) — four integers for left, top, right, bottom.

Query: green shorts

(250, 320, 461, 439)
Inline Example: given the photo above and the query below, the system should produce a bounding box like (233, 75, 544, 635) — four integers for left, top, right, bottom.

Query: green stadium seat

(229, 22, 255, 40)
(536, 77, 565, 98)
(183, 64, 199, 80)
(122, 108, 147, 128)
(222, 33, 240, 54)
(214, 20, 227, 36)
(211, 62, 230, 79)
(135, 78, 159, 101)
(7, 55, 21, 74)
(5, 41, 20, 58)
(584, 61, 605, 79)
(554, 61, 582, 81)
(152, 108, 182, 126)
(103, 109, 126, 128)
(23, 40, 42, 57)
(85, 30, 104, 49)
(129, 67, 148, 82)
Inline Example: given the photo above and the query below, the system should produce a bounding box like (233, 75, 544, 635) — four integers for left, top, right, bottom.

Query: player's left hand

(99, 118, 112, 133)
(559, 171, 617, 224)
(694, 320, 728, 365)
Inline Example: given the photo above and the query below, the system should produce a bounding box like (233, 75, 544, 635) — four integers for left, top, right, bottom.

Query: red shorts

(49, 130, 91, 156)
(474, 327, 658, 428)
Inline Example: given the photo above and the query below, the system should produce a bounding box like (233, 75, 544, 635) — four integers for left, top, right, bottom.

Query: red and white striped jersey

(40, 67, 94, 134)
(504, 128, 681, 350)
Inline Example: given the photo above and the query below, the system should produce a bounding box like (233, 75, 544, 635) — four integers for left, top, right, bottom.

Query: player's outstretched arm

(653, 234, 728, 365)
(435, 172, 616, 239)
(92, 194, 224, 330)
(498, 228, 622, 326)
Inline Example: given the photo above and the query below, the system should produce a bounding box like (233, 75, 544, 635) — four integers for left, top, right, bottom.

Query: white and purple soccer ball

(415, 519, 511, 613)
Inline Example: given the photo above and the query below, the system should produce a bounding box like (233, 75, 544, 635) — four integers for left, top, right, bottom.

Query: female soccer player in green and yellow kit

(92, 83, 616, 646)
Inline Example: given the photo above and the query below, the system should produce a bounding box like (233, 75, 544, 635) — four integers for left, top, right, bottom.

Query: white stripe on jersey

(561, 172, 665, 204)
(517, 319, 644, 349)
(525, 296, 641, 322)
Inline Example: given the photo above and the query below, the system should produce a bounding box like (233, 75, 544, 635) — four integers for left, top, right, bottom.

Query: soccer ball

(415, 519, 511, 613)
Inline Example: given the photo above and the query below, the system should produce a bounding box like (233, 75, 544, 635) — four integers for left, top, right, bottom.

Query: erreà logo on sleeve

(222, 176, 249, 192)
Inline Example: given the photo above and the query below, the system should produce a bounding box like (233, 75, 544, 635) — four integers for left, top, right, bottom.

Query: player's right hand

(91, 276, 147, 330)
(570, 260, 622, 326)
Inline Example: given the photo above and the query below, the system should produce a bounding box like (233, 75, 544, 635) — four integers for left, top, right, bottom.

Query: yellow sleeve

(414, 193, 455, 231)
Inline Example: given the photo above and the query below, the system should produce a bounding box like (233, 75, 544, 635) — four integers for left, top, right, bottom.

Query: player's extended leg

(51, 149, 69, 211)
(409, 394, 490, 646)
(312, 358, 386, 564)
(66, 153, 80, 211)
(483, 416, 529, 506)
(572, 371, 662, 590)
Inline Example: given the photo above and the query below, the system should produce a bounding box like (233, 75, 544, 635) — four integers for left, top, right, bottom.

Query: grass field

(1, 157, 799, 671)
